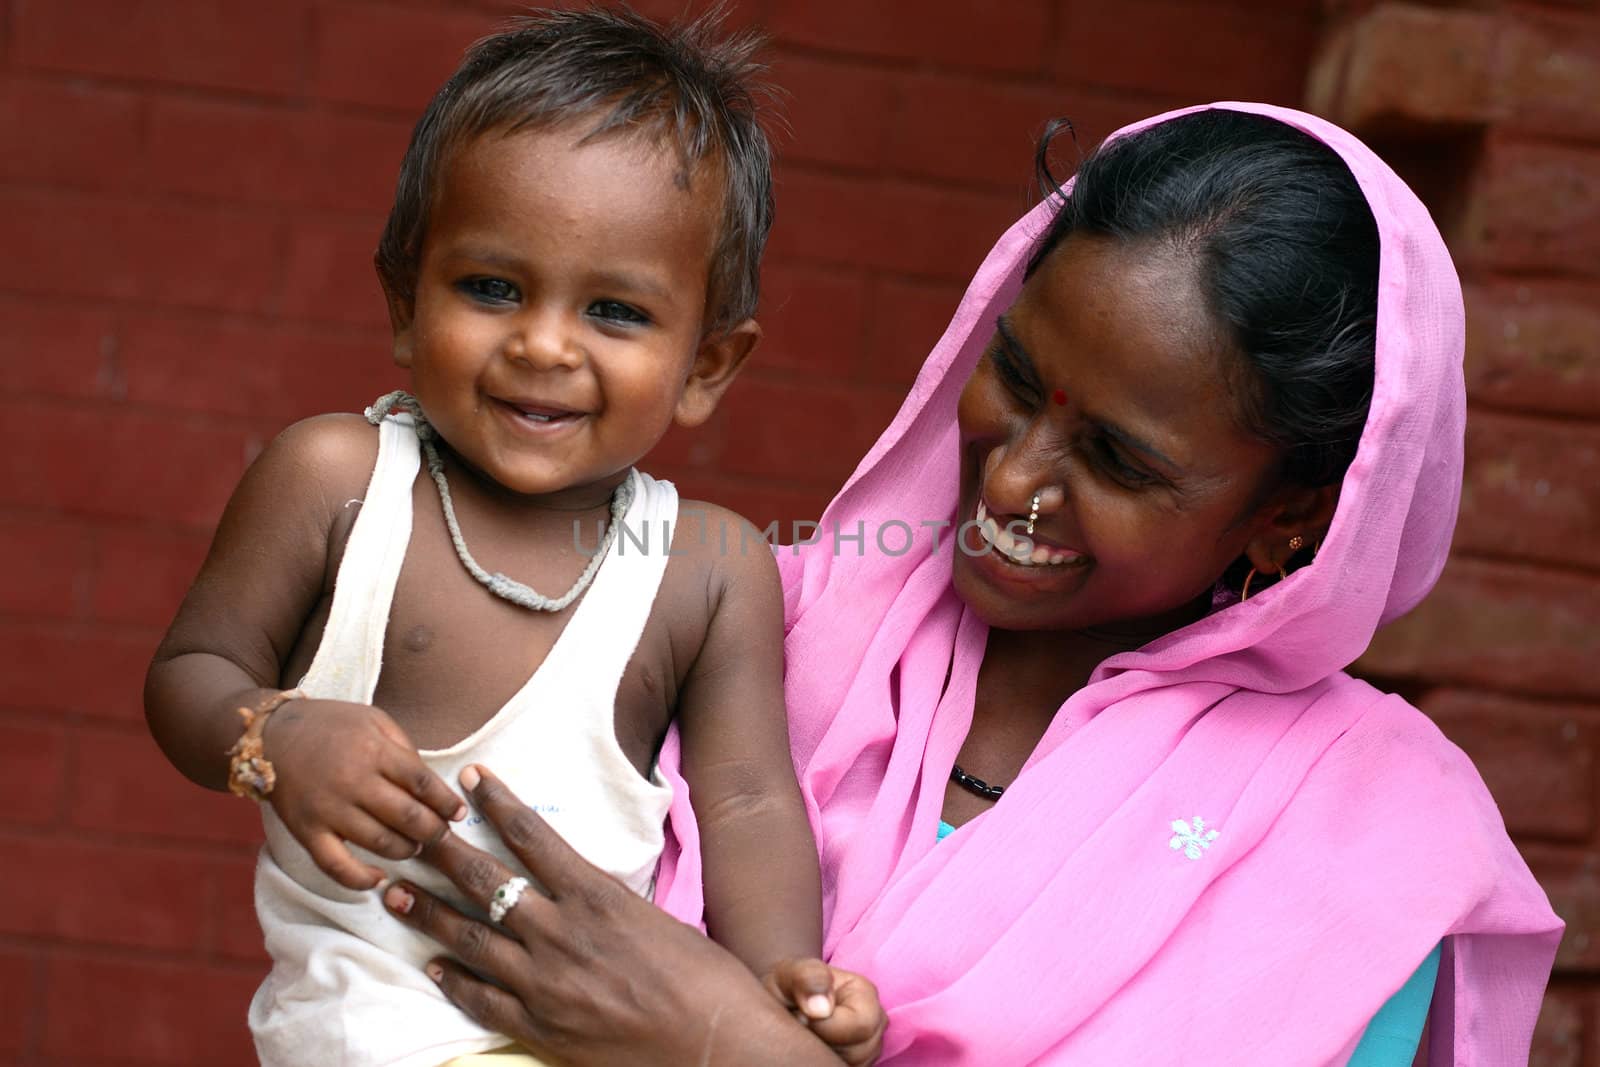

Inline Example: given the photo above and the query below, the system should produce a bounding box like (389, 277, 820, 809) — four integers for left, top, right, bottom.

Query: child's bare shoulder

(673, 498, 781, 597)
(257, 413, 381, 496)
(223, 413, 383, 552)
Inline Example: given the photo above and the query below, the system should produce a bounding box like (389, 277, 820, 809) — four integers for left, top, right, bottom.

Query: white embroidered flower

(1169, 816, 1219, 860)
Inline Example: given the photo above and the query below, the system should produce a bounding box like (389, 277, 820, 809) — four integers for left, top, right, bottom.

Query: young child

(143, 9, 882, 1066)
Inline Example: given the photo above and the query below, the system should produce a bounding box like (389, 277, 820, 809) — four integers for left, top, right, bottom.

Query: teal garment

(932, 820, 1437, 1063)
(1347, 942, 1440, 1066)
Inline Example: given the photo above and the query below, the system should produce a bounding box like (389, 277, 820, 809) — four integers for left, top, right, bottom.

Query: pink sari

(656, 103, 1561, 1064)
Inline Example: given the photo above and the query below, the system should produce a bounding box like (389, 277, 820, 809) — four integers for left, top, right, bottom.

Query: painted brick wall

(1, 0, 1590, 1063)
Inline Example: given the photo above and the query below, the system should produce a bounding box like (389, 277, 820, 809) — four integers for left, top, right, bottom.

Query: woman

(382, 102, 1562, 1064)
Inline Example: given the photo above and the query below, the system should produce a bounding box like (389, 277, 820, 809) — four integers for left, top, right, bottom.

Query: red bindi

(1051, 388, 1068, 406)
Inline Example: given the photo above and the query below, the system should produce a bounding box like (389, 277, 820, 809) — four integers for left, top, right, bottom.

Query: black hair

(1027, 110, 1380, 489)
(375, 5, 775, 335)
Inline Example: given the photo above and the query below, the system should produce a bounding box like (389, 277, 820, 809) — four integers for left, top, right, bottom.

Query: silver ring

(487, 876, 528, 923)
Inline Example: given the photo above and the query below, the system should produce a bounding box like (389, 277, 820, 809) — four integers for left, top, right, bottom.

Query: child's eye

(588, 300, 650, 327)
(460, 277, 519, 305)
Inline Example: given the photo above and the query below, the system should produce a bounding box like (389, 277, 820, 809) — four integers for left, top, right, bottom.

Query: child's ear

(377, 262, 417, 369)
(674, 318, 761, 428)
(1242, 482, 1340, 576)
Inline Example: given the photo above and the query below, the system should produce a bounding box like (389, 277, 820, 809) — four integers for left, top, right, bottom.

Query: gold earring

(1240, 563, 1286, 602)
(1026, 493, 1041, 536)
(1288, 535, 1305, 552)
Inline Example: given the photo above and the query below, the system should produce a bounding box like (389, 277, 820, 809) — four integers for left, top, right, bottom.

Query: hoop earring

(1240, 564, 1286, 603)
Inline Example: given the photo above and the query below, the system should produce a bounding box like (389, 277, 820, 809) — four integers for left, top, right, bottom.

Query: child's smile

(386, 119, 726, 506)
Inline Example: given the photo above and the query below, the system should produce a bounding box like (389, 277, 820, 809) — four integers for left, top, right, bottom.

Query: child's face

(386, 122, 755, 502)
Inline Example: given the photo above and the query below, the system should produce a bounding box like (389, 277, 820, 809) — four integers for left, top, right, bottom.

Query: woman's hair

(376, 6, 775, 336)
(1027, 110, 1380, 489)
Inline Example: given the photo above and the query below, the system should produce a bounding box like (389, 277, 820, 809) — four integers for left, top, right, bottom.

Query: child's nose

(505, 309, 584, 371)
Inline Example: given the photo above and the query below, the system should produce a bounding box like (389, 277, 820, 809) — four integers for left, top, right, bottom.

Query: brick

(0, 950, 30, 1055)
(1532, 985, 1584, 1067)
(119, 313, 399, 420)
(1465, 283, 1600, 418)
(1526, 846, 1600, 972)
(0, 836, 213, 951)
(70, 728, 263, 845)
(713, 376, 904, 488)
(0, 719, 68, 826)
(1500, 14, 1600, 141)
(769, 171, 1022, 283)
(0, 515, 92, 620)
(1421, 689, 1596, 841)
(0, 622, 154, 721)
(41, 955, 258, 1063)
(1358, 558, 1600, 700)
(13, 0, 310, 97)
(279, 217, 393, 328)
(758, 263, 869, 379)
(1457, 139, 1600, 277)
(1456, 413, 1600, 571)
(145, 98, 411, 214)
(770, 56, 898, 172)
(312, 3, 499, 111)
(768, 0, 1050, 75)
(0, 405, 256, 529)
(0, 189, 282, 314)
(89, 524, 211, 627)
(0, 297, 117, 402)
(1054, 0, 1317, 103)
(212, 855, 269, 964)
(1307, 5, 1499, 131)
(0, 78, 142, 191)
(882, 75, 1165, 190)
(862, 277, 965, 388)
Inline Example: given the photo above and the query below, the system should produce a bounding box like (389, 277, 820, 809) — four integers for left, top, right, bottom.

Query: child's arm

(145, 415, 463, 887)
(673, 507, 821, 976)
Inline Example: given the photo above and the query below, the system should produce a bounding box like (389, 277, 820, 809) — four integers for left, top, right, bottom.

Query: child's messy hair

(375, 5, 775, 335)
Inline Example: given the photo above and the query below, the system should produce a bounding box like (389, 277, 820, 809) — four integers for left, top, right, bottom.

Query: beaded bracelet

(225, 688, 304, 802)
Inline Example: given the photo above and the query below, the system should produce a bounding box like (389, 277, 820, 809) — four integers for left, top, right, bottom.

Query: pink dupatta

(656, 103, 1561, 1064)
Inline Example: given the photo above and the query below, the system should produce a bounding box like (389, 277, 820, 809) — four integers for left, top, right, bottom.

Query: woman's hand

(265, 697, 466, 889)
(384, 766, 842, 1066)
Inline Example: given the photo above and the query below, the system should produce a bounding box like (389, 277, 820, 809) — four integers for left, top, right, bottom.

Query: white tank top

(249, 415, 677, 1067)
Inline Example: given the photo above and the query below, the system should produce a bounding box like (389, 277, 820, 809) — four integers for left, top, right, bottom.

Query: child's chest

(291, 481, 710, 777)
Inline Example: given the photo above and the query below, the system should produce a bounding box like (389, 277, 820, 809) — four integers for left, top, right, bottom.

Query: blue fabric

(933, 819, 1436, 1060)
(1346, 942, 1440, 1066)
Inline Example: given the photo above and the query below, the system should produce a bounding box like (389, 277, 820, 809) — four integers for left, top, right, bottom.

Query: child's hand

(763, 957, 886, 1066)
(262, 698, 466, 889)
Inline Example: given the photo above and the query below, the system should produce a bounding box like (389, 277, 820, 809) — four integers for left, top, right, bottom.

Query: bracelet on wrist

(225, 688, 303, 801)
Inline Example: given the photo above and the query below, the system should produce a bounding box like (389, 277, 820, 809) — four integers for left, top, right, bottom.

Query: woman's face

(954, 234, 1291, 636)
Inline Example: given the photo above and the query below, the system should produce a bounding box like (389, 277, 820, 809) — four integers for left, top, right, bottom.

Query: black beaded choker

(949, 764, 1005, 800)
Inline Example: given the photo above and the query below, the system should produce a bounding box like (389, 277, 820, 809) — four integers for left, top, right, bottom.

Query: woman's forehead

(1015, 237, 1243, 441)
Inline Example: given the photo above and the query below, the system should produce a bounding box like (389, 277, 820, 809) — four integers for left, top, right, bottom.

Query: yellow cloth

(444, 1049, 547, 1066)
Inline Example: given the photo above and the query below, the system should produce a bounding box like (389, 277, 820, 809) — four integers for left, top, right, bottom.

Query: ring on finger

(487, 876, 529, 923)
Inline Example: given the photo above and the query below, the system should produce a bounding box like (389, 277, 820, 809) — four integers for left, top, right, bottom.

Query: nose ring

(1026, 493, 1041, 536)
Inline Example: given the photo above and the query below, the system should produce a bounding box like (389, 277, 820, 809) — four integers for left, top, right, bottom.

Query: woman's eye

(1095, 439, 1156, 486)
(460, 277, 519, 304)
(588, 300, 649, 326)
(987, 344, 1039, 405)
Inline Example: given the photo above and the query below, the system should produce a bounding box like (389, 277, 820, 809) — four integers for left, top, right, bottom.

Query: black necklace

(949, 764, 1005, 800)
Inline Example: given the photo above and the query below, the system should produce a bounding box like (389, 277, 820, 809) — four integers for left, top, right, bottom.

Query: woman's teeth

(975, 501, 1083, 567)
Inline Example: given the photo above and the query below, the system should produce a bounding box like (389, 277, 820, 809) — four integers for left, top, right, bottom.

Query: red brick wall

(1311, 3, 1600, 1061)
(1, 0, 1589, 1063)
